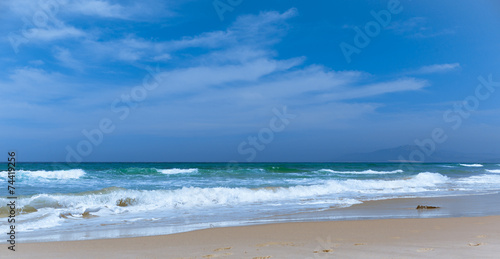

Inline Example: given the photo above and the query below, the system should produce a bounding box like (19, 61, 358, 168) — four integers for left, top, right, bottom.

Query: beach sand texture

(5, 215, 499, 259)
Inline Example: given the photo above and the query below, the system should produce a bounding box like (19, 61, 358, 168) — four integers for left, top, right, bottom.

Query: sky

(1, 0, 500, 162)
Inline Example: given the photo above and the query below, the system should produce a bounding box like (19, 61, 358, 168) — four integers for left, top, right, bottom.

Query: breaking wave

(158, 168, 199, 175)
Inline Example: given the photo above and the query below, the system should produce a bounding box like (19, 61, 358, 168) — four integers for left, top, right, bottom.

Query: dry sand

(4, 215, 499, 259)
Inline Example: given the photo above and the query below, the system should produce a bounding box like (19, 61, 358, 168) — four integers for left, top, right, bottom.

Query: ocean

(2, 162, 500, 242)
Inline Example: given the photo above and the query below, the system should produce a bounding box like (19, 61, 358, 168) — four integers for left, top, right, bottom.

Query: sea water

(1, 162, 500, 242)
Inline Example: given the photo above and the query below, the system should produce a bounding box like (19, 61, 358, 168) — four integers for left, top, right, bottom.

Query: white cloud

(0, 0, 42, 16)
(119, 51, 428, 134)
(387, 17, 427, 34)
(32, 26, 86, 41)
(163, 8, 298, 51)
(0, 9, 430, 138)
(152, 53, 171, 61)
(75, 8, 298, 63)
(3, 68, 72, 101)
(1, 0, 86, 44)
(80, 36, 167, 62)
(29, 60, 45, 66)
(69, 0, 125, 18)
(317, 78, 428, 101)
(411, 63, 460, 74)
(54, 48, 84, 71)
(388, 17, 455, 38)
(63, 0, 178, 20)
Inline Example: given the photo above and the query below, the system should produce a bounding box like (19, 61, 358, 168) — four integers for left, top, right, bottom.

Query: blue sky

(1, 0, 499, 162)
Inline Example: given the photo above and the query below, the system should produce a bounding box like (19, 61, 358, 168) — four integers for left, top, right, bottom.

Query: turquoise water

(1, 162, 500, 242)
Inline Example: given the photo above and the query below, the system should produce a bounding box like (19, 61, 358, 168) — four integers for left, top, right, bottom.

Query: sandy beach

(5, 214, 500, 258)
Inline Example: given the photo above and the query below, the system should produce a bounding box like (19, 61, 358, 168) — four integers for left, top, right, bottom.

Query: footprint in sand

(213, 247, 231, 252)
(256, 242, 296, 247)
(202, 253, 233, 258)
(313, 249, 334, 253)
(417, 248, 434, 252)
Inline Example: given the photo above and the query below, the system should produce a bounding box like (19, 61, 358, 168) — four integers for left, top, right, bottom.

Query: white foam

(15, 172, 448, 214)
(486, 169, 500, 174)
(320, 169, 403, 175)
(12, 170, 500, 235)
(17, 172, 493, 232)
(459, 164, 483, 167)
(457, 174, 500, 184)
(18, 169, 86, 179)
(17, 211, 64, 232)
(158, 168, 198, 175)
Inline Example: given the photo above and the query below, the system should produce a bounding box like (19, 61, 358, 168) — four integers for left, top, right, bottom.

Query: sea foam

(319, 169, 403, 175)
(13, 171, 500, 233)
(459, 164, 483, 167)
(158, 168, 198, 175)
(18, 169, 86, 180)
(13, 172, 448, 215)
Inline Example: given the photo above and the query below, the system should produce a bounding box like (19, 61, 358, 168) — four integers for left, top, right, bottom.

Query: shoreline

(4, 215, 499, 258)
(4, 193, 500, 258)
(16, 192, 500, 243)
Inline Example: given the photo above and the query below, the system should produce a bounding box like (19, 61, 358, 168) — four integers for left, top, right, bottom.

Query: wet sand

(5, 194, 500, 258)
(4, 216, 499, 258)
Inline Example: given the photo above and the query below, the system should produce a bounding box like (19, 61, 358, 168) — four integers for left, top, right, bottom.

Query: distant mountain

(337, 145, 500, 163)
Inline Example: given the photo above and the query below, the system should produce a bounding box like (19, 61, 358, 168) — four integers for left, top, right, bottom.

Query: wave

(459, 164, 483, 167)
(486, 169, 500, 174)
(3, 172, 447, 216)
(17, 169, 86, 180)
(9, 172, 500, 232)
(457, 174, 500, 184)
(319, 169, 403, 175)
(158, 168, 198, 175)
(110, 167, 160, 175)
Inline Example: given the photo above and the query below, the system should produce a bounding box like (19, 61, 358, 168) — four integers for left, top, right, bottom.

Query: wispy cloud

(317, 78, 428, 101)
(388, 17, 455, 38)
(0, 9, 430, 138)
(54, 48, 85, 72)
(387, 17, 427, 34)
(61, 8, 298, 64)
(68, 0, 126, 19)
(29, 26, 87, 41)
(163, 8, 298, 51)
(410, 63, 461, 75)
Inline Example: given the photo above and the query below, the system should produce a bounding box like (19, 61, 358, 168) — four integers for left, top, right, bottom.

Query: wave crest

(9, 172, 448, 213)
(158, 168, 198, 175)
(18, 169, 86, 180)
(319, 169, 403, 175)
(459, 164, 483, 167)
